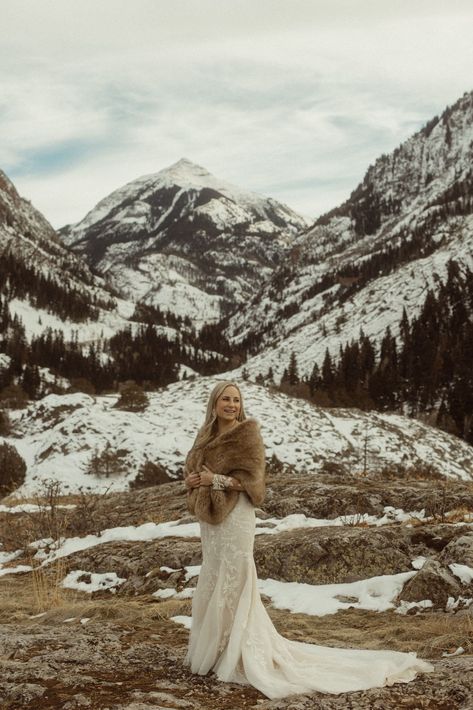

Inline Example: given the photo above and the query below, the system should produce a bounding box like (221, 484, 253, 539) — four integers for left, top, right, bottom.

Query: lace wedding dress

(184, 493, 434, 699)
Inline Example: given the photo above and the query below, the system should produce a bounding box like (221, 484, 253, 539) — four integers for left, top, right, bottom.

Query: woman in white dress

(183, 380, 434, 699)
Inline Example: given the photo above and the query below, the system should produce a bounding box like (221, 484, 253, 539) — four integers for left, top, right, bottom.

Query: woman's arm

(199, 465, 244, 490)
(225, 476, 244, 491)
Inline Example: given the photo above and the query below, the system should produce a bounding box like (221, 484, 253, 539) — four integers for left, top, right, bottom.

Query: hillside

(0, 170, 233, 397)
(222, 91, 473, 382)
(1, 377, 472, 500)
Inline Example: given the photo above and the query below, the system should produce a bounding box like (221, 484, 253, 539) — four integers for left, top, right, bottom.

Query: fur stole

(184, 417, 266, 524)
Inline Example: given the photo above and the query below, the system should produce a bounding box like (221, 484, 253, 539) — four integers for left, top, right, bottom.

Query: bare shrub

(19, 479, 73, 613)
(20, 479, 72, 541)
(320, 459, 350, 477)
(265, 453, 298, 477)
(378, 462, 445, 481)
(68, 484, 113, 536)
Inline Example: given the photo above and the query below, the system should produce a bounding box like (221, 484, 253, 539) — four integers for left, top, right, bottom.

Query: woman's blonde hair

(193, 380, 246, 450)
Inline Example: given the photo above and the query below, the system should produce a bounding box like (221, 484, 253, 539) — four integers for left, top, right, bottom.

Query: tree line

(0, 293, 235, 399)
(257, 259, 473, 445)
(0, 251, 114, 322)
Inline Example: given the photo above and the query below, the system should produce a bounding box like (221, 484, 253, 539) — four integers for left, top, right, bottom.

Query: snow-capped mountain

(0, 168, 137, 344)
(0, 170, 206, 395)
(5, 376, 473, 497)
(222, 90, 473, 381)
(59, 158, 307, 325)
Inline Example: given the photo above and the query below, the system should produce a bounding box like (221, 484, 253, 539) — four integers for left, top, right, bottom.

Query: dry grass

(2, 563, 472, 663)
(1, 491, 82, 506)
(403, 506, 473, 527)
(0, 569, 191, 626)
(26, 552, 68, 613)
(2, 480, 81, 613)
(268, 605, 473, 659)
(418, 612, 473, 657)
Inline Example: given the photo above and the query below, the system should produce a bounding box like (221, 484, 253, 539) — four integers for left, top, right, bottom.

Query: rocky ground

(1, 466, 473, 710)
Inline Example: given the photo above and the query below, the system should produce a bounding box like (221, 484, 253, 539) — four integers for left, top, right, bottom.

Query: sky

(1, 0, 473, 228)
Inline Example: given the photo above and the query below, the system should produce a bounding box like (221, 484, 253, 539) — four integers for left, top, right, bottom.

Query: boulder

(439, 532, 473, 567)
(254, 526, 413, 584)
(397, 559, 462, 608)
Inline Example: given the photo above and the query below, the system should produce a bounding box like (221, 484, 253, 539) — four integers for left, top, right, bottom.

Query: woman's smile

(215, 386, 241, 429)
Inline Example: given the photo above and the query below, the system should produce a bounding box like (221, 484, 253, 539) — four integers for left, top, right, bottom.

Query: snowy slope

(60, 159, 307, 325)
(0, 169, 139, 345)
(222, 90, 473, 381)
(3, 375, 472, 497)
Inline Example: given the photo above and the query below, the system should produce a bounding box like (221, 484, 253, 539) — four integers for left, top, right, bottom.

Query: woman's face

(215, 385, 241, 425)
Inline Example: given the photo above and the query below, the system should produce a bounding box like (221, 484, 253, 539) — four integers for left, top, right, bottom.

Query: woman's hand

(186, 471, 201, 488)
(199, 464, 215, 486)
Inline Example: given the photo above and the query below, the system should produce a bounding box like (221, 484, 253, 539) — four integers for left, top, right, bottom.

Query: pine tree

(287, 351, 299, 385)
(321, 348, 334, 388)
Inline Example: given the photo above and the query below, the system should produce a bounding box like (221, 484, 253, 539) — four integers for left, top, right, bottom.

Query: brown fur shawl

(184, 417, 266, 524)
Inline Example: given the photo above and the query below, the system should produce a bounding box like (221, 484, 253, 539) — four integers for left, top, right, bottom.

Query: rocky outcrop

(397, 559, 463, 608)
(254, 526, 413, 584)
(1, 468, 472, 708)
(439, 532, 473, 567)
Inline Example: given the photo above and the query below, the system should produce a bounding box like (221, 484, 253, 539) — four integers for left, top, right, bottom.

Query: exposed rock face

(0, 170, 116, 319)
(0, 620, 472, 710)
(264, 472, 473, 519)
(254, 526, 413, 584)
(258, 656, 473, 710)
(397, 559, 463, 607)
(439, 532, 473, 567)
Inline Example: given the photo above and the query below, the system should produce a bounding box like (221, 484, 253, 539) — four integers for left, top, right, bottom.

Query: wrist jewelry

(212, 473, 232, 490)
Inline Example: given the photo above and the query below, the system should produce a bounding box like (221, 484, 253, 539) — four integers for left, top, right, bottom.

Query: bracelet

(212, 473, 232, 490)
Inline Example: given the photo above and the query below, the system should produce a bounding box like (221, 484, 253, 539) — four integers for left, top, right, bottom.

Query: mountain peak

(159, 157, 213, 184)
(168, 157, 206, 171)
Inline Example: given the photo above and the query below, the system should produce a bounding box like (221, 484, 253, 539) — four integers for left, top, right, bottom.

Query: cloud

(1, 0, 472, 226)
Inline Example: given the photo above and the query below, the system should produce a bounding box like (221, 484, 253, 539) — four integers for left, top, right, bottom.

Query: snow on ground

(0, 564, 32, 577)
(11, 510, 470, 573)
(395, 599, 434, 615)
(0, 550, 23, 564)
(0, 353, 11, 370)
(62, 570, 126, 593)
(29, 520, 201, 567)
(7, 297, 171, 344)
(255, 506, 432, 534)
(170, 615, 192, 629)
(257, 570, 417, 616)
(0, 503, 76, 513)
(158, 563, 424, 617)
(4, 375, 473, 497)
(2, 509, 471, 621)
(446, 596, 473, 612)
(223, 214, 473, 385)
(449, 563, 473, 585)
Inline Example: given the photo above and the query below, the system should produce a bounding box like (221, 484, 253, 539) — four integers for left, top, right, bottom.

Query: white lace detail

(212, 473, 232, 490)
(183, 495, 434, 699)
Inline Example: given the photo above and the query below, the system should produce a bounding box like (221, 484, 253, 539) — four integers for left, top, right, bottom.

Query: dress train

(184, 494, 434, 699)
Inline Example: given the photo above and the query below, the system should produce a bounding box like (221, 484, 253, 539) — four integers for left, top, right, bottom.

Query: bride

(183, 380, 434, 699)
